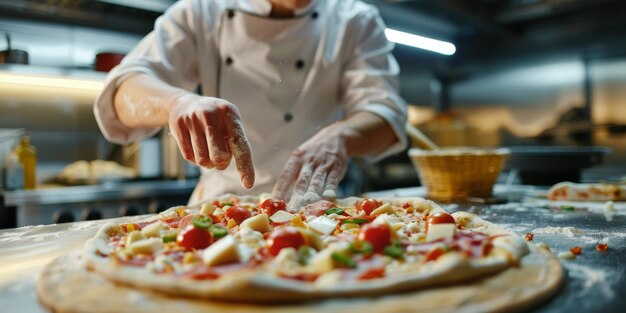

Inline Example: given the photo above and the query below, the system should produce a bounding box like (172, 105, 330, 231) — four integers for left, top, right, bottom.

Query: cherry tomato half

(357, 223, 391, 253)
(177, 226, 212, 250)
(357, 199, 383, 215)
(259, 199, 287, 216)
(425, 212, 455, 232)
(267, 227, 306, 256)
(224, 206, 252, 225)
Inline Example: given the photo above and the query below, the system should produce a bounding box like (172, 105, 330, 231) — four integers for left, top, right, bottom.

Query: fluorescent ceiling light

(385, 28, 456, 56)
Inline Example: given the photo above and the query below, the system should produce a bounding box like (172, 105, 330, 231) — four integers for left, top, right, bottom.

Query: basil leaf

(343, 218, 368, 225)
(325, 207, 344, 215)
(209, 225, 228, 238)
(192, 216, 212, 230)
(331, 252, 356, 268)
(221, 201, 234, 207)
(384, 241, 404, 259)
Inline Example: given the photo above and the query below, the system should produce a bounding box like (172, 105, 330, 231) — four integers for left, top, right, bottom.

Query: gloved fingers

(306, 164, 329, 197)
(170, 118, 195, 163)
(322, 163, 344, 199)
(190, 114, 213, 169)
(288, 191, 321, 213)
(223, 105, 255, 189)
(272, 153, 303, 201)
(293, 163, 314, 197)
(203, 110, 231, 170)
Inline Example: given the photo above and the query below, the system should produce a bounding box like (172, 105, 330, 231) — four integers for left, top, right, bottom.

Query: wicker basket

(408, 148, 510, 202)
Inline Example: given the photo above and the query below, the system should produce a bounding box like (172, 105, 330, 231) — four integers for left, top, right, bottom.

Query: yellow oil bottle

(16, 136, 37, 189)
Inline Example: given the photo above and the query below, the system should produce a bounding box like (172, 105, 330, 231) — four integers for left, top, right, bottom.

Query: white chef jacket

(94, 0, 407, 205)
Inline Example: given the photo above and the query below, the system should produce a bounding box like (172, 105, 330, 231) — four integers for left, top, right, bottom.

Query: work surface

(1, 186, 624, 312)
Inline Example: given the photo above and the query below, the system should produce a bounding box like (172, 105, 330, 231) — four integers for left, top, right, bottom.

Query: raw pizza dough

(80, 196, 529, 302)
(38, 246, 563, 313)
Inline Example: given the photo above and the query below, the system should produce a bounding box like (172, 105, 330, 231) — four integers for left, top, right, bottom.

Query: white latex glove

(272, 124, 349, 211)
(168, 94, 255, 189)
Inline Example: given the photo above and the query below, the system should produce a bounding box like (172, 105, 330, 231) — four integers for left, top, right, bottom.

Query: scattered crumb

(570, 246, 583, 255)
(596, 243, 609, 252)
(524, 233, 534, 241)
(558, 251, 576, 260)
(533, 226, 582, 237)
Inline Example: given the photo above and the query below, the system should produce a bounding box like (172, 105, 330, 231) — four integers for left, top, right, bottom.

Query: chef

(94, 0, 407, 209)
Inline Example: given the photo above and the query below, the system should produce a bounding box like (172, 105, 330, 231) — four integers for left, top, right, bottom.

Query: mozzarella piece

(141, 221, 169, 238)
(426, 224, 456, 242)
(298, 228, 324, 250)
(371, 203, 394, 216)
(202, 235, 241, 266)
(126, 230, 146, 246)
(306, 216, 339, 236)
(240, 213, 270, 232)
(308, 249, 335, 274)
(270, 210, 296, 223)
(200, 203, 217, 215)
(128, 238, 164, 255)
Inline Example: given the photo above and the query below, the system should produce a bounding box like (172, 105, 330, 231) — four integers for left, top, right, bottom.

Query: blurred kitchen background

(1, 0, 625, 228)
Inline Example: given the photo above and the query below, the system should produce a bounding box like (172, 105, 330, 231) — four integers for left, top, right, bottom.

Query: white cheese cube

(141, 221, 168, 238)
(240, 213, 270, 232)
(308, 249, 335, 273)
(202, 235, 241, 266)
(426, 224, 456, 242)
(270, 210, 296, 223)
(306, 216, 339, 236)
(128, 238, 164, 255)
(126, 230, 146, 246)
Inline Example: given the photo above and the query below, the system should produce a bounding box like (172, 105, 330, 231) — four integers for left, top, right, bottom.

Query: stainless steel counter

(1, 179, 198, 207)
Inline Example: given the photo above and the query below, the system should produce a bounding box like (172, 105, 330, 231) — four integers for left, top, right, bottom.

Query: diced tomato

(425, 212, 455, 232)
(177, 226, 212, 250)
(357, 223, 391, 253)
(357, 199, 383, 215)
(279, 273, 320, 282)
(358, 267, 386, 280)
(302, 200, 335, 217)
(223, 206, 252, 225)
(162, 216, 182, 228)
(259, 199, 287, 216)
(267, 227, 306, 256)
(424, 247, 445, 262)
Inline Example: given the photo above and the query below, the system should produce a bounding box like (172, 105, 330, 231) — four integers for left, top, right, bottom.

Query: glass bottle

(16, 136, 37, 189)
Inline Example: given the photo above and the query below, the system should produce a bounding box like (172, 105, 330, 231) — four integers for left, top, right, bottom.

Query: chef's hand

(272, 123, 350, 211)
(168, 94, 255, 189)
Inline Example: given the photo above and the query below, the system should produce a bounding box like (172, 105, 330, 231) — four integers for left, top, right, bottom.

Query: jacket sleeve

(94, 0, 201, 144)
(340, 8, 408, 162)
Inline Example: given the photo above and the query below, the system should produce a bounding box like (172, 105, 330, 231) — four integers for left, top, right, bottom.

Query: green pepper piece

(384, 241, 404, 259)
(560, 205, 575, 211)
(331, 252, 357, 268)
(162, 232, 177, 243)
(342, 218, 369, 225)
(192, 216, 212, 230)
(325, 207, 344, 215)
(349, 241, 374, 255)
(298, 246, 315, 265)
(209, 225, 228, 238)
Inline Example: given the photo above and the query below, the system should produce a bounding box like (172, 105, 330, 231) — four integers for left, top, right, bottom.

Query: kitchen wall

(0, 18, 142, 180)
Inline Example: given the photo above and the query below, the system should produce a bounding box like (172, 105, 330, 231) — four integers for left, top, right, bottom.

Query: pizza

(548, 182, 626, 201)
(83, 194, 529, 302)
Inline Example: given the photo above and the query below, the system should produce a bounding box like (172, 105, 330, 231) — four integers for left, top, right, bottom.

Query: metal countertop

(0, 185, 624, 312)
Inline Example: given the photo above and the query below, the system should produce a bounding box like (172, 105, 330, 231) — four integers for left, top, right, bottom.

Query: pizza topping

(140, 221, 169, 238)
(162, 232, 178, 243)
(298, 246, 316, 265)
(199, 203, 217, 215)
(370, 203, 395, 216)
(192, 216, 213, 230)
(357, 223, 392, 253)
(270, 210, 297, 223)
(426, 224, 456, 242)
(302, 200, 336, 217)
(290, 214, 306, 228)
(239, 213, 270, 233)
(424, 246, 446, 262)
(524, 233, 534, 241)
(341, 218, 370, 225)
(209, 225, 228, 239)
(224, 206, 252, 225)
(259, 199, 287, 216)
(121, 223, 140, 233)
(324, 207, 345, 215)
(384, 241, 404, 259)
(426, 212, 455, 232)
(357, 199, 383, 215)
(202, 235, 241, 266)
(177, 226, 212, 250)
(307, 215, 340, 236)
(331, 251, 356, 268)
(267, 227, 306, 256)
(596, 243, 608, 252)
(128, 238, 164, 255)
(349, 240, 374, 255)
(126, 230, 147, 246)
(570, 246, 582, 255)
